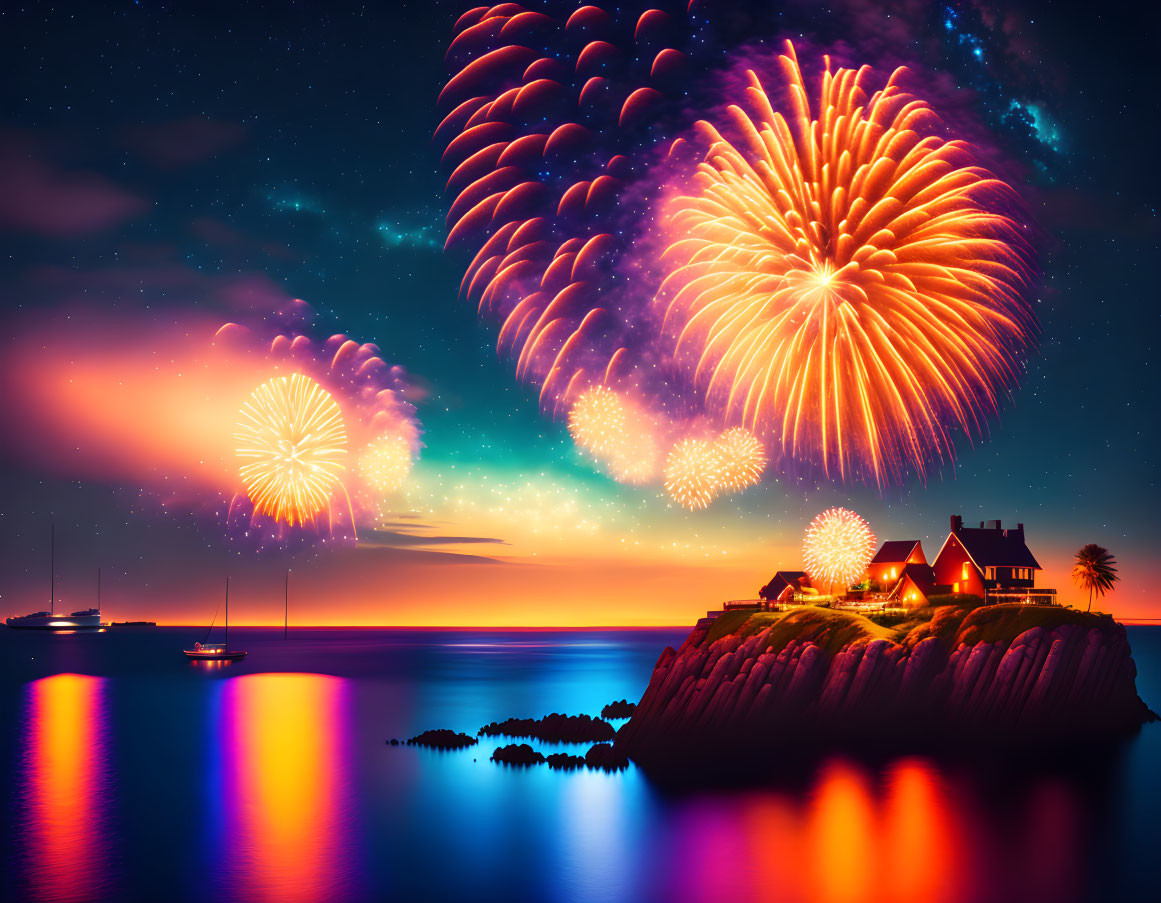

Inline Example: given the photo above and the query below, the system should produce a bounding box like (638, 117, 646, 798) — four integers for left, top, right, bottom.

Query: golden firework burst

(713, 427, 768, 493)
(568, 386, 628, 457)
(802, 507, 877, 591)
(235, 373, 347, 526)
(664, 438, 721, 510)
(661, 42, 1034, 485)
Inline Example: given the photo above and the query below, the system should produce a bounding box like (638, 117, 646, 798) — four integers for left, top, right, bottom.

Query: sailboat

(184, 577, 247, 661)
(5, 525, 101, 631)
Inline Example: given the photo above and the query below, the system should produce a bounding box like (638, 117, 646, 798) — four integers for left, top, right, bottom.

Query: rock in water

(584, 743, 629, 771)
(478, 713, 615, 743)
(601, 699, 637, 719)
(406, 729, 478, 750)
(491, 743, 546, 766)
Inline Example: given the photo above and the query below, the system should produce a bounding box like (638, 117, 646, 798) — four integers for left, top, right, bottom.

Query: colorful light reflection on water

(16, 673, 112, 903)
(209, 672, 357, 902)
(662, 756, 1096, 903)
(2, 627, 1157, 903)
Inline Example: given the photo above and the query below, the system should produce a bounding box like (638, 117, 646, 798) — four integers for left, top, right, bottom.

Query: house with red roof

(888, 562, 952, 608)
(866, 539, 928, 589)
(931, 515, 1047, 601)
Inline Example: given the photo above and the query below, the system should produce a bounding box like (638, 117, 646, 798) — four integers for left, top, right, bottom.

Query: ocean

(2, 625, 1159, 903)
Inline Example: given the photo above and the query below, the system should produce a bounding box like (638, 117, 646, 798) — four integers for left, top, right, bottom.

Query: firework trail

(438, 3, 1037, 493)
(802, 507, 877, 591)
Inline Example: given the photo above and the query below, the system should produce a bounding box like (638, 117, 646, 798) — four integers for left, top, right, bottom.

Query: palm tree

(1071, 544, 1119, 612)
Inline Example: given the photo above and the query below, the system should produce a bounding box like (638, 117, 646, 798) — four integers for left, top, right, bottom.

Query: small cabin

(932, 516, 1041, 597)
(888, 563, 952, 609)
(866, 540, 927, 590)
(759, 571, 809, 605)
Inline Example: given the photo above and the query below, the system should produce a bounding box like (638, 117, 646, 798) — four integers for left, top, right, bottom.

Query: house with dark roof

(867, 539, 927, 589)
(888, 562, 952, 609)
(758, 570, 809, 604)
(932, 515, 1042, 598)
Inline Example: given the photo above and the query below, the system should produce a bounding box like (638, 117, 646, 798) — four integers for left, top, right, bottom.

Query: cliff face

(619, 604, 1154, 760)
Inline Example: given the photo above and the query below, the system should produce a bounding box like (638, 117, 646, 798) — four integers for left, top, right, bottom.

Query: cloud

(0, 138, 149, 237)
(356, 526, 508, 564)
(126, 117, 246, 168)
(361, 528, 507, 548)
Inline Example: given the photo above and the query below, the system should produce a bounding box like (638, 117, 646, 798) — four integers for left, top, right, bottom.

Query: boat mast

(97, 567, 101, 612)
(50, 523, 55, 615)
(284, 570, 289, 640)
(225, 577, 230, 650)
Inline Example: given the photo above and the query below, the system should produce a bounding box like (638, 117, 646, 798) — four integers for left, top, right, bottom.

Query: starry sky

(0, 0, 1157, 625)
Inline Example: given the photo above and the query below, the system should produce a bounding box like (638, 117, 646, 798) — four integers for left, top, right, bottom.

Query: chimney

(950, 515, 963, 533)
(979, 521, 985, 529)
(986, 519, 1001, 530)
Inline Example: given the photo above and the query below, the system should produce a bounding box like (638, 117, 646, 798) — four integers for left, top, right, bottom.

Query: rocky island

(618, 599, 1155, 764)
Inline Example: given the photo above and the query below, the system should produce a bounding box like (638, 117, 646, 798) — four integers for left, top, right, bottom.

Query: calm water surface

(2, 625, 1159, 903)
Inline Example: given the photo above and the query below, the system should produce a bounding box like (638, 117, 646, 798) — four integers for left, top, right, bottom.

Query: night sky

(0, 1, 1157, 624)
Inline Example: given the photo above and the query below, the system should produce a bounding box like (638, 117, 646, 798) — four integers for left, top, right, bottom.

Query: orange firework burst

(359, 434, 413, 494)
(713, 427, 767, 493)
(568, 386, 627, 457)
(664, 438, 721, 510)
(661, 42, 1035, 485)
(235, 373, 347, 526)
(802, 507, 877, 591)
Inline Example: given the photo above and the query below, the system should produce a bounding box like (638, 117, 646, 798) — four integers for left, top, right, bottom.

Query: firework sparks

(802, 507, 877, 591)
(568, 386, 627, 458)
(713, 428, 767, 493)
(359, 433, 414, 495)
(664, 438, 721, 511)
(235, 373, 348, 526)
(610, 430, 662, 485)
(661, 43, 1034, 485)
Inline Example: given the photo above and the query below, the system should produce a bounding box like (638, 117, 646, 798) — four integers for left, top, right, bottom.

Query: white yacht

(5, 608, 102, 630)
(4, 526, 103, 631)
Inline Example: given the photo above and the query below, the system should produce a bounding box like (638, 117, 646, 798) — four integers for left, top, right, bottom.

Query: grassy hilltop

(703, 597, 1117, 656)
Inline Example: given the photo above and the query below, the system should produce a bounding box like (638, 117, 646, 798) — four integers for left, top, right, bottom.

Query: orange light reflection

(808, 760, 878, 903)
(222, 673, 353, 903)
(20, 673, 110, 903)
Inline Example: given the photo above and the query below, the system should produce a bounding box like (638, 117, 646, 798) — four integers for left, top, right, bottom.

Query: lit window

(961, 563, 969, 581)
(890, 568, 896, 579)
